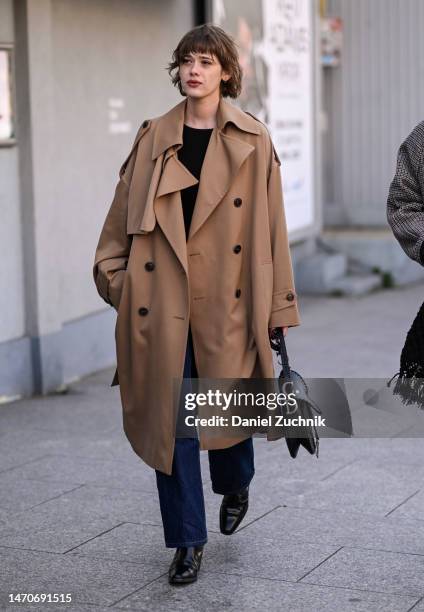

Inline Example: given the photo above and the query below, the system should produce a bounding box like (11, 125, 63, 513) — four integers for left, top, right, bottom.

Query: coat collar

(151, 96, 261, 160)
(129, 97, 261, 276)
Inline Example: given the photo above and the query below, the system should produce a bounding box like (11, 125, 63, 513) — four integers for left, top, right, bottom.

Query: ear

(221, 69, 231, 82)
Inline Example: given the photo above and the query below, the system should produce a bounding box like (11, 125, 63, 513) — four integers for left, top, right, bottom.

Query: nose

(190, 61, 200, 75)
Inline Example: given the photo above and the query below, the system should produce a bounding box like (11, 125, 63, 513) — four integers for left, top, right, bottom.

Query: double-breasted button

(144, 261, 155, 271)
(142, 120, 149, 128)
(233, 244, 242, 254)
(286, 292, 295, 302)
(138, 307, 149, 316)
(235, 289, 241, 298)
(234, 197, 242, 207)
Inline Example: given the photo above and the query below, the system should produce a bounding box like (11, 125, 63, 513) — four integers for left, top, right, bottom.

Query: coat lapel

(188, 129, 254, 240)
(131, 96, 261, 274)
(154, 154, 198, 275)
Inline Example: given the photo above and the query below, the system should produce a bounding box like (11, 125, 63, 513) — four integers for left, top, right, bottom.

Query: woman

(387, 121, 424, 407)
(93, 24, 300, 585)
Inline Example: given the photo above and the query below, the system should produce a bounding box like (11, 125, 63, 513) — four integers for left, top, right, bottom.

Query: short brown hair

(167, 24, 242, 98)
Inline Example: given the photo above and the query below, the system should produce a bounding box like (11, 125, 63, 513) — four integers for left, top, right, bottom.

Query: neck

(184, 94, 220, 129)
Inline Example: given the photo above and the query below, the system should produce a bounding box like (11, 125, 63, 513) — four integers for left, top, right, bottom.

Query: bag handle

(270, 327, 291, 380)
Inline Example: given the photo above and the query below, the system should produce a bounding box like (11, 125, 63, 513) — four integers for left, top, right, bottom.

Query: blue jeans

(155, 325, 255, 548)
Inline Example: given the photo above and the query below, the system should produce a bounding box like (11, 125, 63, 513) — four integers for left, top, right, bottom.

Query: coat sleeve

(387, 122, 424, 265)
(266, 136, 301, 329)
(92, 124, 146, 310)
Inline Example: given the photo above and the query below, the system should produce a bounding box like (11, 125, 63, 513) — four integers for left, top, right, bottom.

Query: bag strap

(271, 328, 291, 380)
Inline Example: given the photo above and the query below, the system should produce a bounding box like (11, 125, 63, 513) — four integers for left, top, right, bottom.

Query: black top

(177, 124, 213, 239)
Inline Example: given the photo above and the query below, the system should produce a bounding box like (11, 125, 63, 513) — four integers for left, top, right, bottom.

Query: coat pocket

(108, 269, 126, 311)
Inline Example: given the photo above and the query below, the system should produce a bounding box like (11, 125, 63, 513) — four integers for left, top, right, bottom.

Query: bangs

(176, 30, 223, 63)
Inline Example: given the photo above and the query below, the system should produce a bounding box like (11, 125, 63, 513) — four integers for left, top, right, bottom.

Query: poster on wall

(321, 16, 343, 67)
(0, 48, 14, 141)
(213, 0, 316, 237)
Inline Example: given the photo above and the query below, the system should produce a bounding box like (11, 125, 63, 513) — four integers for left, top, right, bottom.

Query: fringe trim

(387, 364, 424, 409)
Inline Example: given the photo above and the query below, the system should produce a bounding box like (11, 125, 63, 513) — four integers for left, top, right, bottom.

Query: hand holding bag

(270, 327, 321, 458)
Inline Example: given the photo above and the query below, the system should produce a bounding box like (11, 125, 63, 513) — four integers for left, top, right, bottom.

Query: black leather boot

(168, 545, 204, 585)
(219, 485, 249, 535)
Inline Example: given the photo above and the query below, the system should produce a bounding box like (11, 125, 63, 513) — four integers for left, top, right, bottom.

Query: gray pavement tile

(0, 446, 52, 474)
(300, 547, 424, 597)
(351, 406, 420, 438)
(392, 424, 424, 438)
(0, 546, 164, 607)
(68, 522, 170, 566)
(280, 460, 420, 516)
(0, 503, 121, 553)
(2, 454, 157, 493)
(0, 426, 138, 465)
(347, 438, 424, 461)
(0, 483, 162, 537)
(201, 530, 340, 582)
(289, 285, 423, 379)
(251, 454, 354, 492)
(402, 597, 424, 611)
(387, 489, 424, 522)
(0, 508, 13, 526)
(240, 506, 424, 556)
(29, 483, 162, 526)
(245, 467, 347, 507)
(0, 390, 120, 435)
(305, 437, 422, 459)
(69, 524, 232, 569)
(0, 471, 81, 513)
(365, 458, 424, 484)
(112, 569, 419, 612)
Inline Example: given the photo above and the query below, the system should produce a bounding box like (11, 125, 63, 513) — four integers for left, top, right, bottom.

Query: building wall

(324, 0, 424, 226)
(1, 0, 194, 398)
(0, 0, 25, 345)
(51, 0, 192, 323)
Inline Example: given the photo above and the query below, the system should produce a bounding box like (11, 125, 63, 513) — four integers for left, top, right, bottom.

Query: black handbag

(270, 327, 321, 458)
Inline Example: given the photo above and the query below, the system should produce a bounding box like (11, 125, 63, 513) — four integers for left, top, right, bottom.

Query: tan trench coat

(93, 96, 301, 475)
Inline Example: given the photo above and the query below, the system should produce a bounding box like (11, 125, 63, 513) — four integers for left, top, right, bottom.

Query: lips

(187, 81, 201, 85)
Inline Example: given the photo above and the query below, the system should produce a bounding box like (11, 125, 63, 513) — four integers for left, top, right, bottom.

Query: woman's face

(179, 51, 230, 99)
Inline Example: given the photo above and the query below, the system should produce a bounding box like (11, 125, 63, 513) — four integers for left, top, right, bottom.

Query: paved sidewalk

(1, 283, 424, 611)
